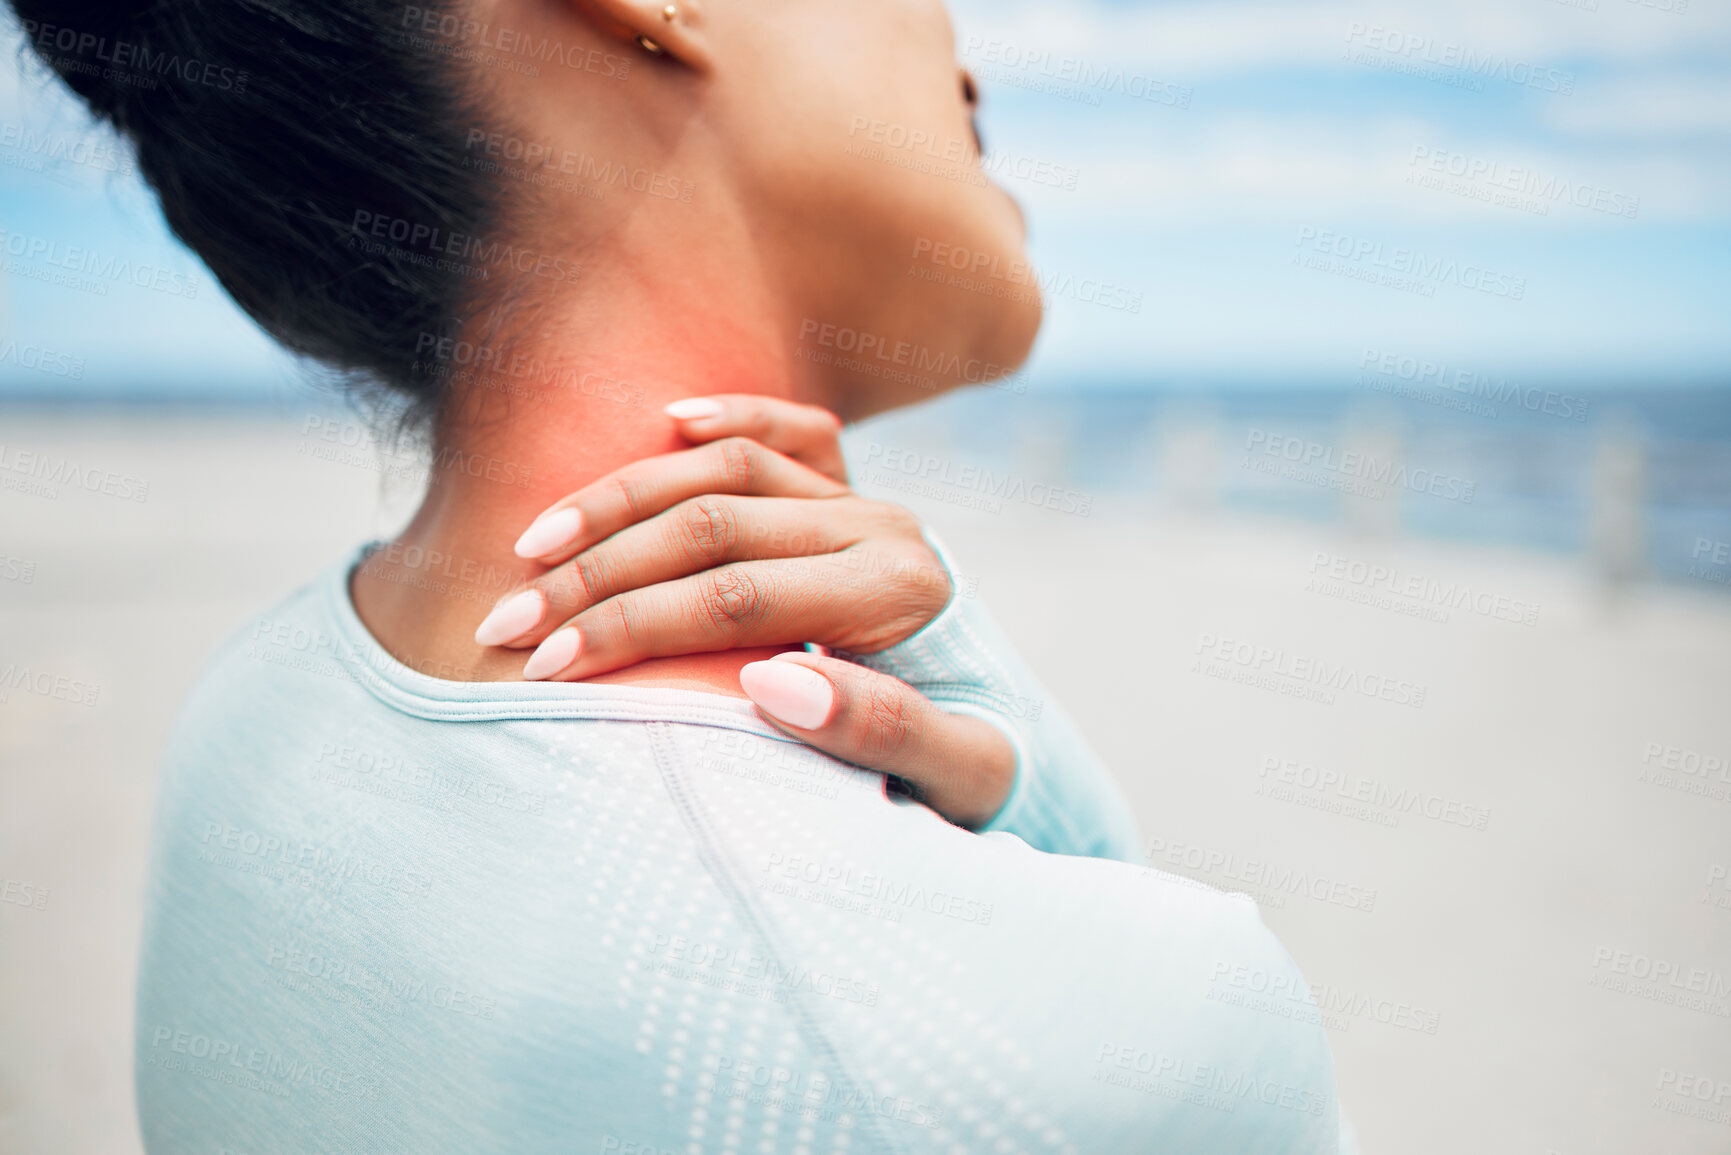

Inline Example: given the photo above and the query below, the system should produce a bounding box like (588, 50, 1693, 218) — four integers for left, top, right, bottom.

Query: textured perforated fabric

(134, 547, 1348, 1155)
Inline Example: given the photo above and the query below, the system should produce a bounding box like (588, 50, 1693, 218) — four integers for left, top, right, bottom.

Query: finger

(513, 437, 849, 565)
(521, 558, 827, 680)
(480, 535, 947, 652)
(507, 533, 947, 659)
(503, 496, 872, 645)
(664, 394, 848, 483)
(476, 499, 942, 652)
(738, 653, 1015, 829)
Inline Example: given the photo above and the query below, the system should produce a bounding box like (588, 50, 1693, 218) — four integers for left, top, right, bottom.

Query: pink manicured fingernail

(664, 397, 724, 420)
(740, 661, 834, 730)
(473, 589, 545, 647)
(523, 628, 581, 680)
(514, 507, 583, 559)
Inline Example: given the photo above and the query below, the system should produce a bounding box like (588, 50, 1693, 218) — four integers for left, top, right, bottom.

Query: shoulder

(160, 558, 368, 776)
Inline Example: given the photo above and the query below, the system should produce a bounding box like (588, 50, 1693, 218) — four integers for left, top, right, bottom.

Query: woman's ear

(570, 0, 713, 72)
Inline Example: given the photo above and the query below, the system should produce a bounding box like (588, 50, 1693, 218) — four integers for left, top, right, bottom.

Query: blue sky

(1, 0, 1727, 399)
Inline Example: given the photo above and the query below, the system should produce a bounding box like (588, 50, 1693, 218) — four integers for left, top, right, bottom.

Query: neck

(350, 252, 818, 693)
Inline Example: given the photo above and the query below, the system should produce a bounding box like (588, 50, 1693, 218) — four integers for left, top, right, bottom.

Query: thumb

(739, 652, 1014, 829)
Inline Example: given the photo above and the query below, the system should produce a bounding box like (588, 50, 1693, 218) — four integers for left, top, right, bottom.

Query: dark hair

(10, 0, 505, 424)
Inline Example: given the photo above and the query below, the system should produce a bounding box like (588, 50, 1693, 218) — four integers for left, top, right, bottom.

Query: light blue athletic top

(134, 534, 1353, 1155)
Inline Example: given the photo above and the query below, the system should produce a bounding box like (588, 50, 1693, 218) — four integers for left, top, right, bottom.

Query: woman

(18, 0, 1351, 1150)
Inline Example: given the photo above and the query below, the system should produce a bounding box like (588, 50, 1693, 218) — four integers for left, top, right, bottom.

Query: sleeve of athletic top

(831, 527, 1144, 864)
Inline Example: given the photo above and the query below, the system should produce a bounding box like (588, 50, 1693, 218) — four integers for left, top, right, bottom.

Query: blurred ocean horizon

(868, 382, 1731, 590)
(6, 379, 1727, 590)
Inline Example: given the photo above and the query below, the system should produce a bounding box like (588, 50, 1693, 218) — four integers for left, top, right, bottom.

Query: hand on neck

(351, 239, 821, 691)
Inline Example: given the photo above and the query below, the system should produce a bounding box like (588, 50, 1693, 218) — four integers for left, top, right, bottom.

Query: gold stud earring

(637, 6, 675, 54)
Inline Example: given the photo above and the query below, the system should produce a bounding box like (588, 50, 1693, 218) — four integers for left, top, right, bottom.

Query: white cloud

(985, 109, 1730, 227)
(952, 0, 1731, 78)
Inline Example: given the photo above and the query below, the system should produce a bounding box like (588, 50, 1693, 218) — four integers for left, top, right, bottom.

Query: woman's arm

(654, 398, 1142, 859)
(833, 526, 1144, 862)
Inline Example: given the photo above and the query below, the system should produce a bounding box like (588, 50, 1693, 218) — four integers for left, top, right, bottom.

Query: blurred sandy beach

(2, 407, 1730, 1155)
